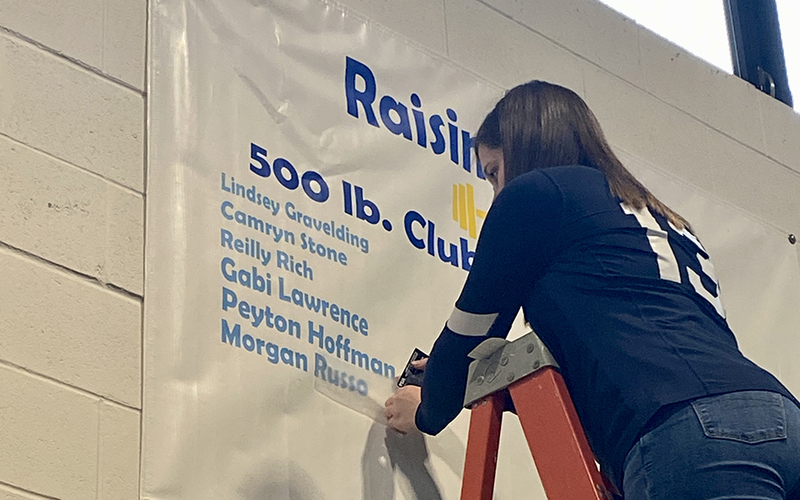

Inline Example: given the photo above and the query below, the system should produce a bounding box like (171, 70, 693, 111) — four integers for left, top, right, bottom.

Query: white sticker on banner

(312, 353, 396, 425)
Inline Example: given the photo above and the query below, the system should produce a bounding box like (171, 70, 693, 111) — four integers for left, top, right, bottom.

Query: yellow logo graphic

(452, 183, 487, 239)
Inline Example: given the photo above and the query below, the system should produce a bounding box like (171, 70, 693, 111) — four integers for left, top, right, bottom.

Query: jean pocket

(691, 391, 787, 444)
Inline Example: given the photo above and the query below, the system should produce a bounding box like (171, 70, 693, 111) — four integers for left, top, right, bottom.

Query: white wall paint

(1, 0, 798, 498)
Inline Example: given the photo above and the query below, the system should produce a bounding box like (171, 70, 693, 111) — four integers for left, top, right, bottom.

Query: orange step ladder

(460, 332, 616, 500)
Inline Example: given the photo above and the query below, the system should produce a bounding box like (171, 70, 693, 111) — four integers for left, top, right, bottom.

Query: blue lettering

(447, 108, 459, 164)
(308, 320, 324, 348)
(221, 319, 241, 347)
(410, 93, 426, 147)
(404, 211, 426, 250)
(222, 287, 237, 310)
(345, 57, 378, 126)
(460, 237, 475, 271)
(221, 200, 234, 220)
(429, 114, 446, 155)
(273, 158, 299, 191)
(404, 212, 475, 272)
(344, 56, 480, 178)
(379, 95, 412, 140)
(314, 352, 328, 378)
(301, 171, 329, 203)
(222, 257, 236, 282)
(266, 342, 279, 364)
(243, 334, 255, 351)
(438, 237, 459, 267)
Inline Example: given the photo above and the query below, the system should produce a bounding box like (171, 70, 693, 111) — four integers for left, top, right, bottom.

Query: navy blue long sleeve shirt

(416, 165, 797, 485)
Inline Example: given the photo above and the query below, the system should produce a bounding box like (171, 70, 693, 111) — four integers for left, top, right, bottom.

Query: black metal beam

(724, 0, 793, 107)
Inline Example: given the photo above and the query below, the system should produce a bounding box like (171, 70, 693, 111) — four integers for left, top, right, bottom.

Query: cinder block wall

(1, 0, 798, 499)
(0, 0, 146, 498)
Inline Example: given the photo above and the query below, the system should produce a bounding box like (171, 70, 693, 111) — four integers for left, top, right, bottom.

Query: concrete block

(0, 0, 104, 68)
(705, 131, 800, 234)
(103, 0, 146, 89)
(0, 365, 99, 500)
(585, 67, 721, 199)
(105, 182, 145, 295)
(0, 136, 144, 295)
(639, 26, 764, 152)
(0, 33, 145, 192)
(482, 0, 643, 86)
(98, 402, 141, 500)
(480, 0, 584, 56)
(646, 102, 717, 194)
(338, 0, 446, 55)
(0, 484, 51, 500)
(587, 67, 799, 233)
(0, 248, 142, 407)
(0, 0, 145, 90)
(758, 91, 800, 174)
(445, 0, 584, 94)
(584, 67, 656, 161)
(576, 0, 642, 86)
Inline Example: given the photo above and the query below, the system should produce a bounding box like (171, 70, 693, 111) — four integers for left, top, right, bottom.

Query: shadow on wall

(232, 425, 447, 500)
(361, 420, 506, 500)
(361, 421, 443, 500)
(237, 460, 324, 500)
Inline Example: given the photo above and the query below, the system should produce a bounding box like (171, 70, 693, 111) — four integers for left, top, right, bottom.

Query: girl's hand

(384, 386, 422, 433)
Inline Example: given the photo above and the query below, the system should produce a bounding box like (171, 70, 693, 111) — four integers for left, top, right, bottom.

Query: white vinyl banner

(618, 151, 800, 394)
(144, 1, 800, 499)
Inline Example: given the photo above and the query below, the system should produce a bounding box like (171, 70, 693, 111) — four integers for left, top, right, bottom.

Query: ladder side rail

(460, 392, 504, 500)
(509, 367, 609, 500)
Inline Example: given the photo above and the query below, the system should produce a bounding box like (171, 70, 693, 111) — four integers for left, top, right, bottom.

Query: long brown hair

(475, 81, 689, 229)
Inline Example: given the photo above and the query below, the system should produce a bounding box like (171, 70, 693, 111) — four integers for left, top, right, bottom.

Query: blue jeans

(623, 391, 800, 500)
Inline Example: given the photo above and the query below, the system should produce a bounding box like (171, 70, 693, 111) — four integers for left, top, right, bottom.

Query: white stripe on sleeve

(446, 308, 499, 337)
